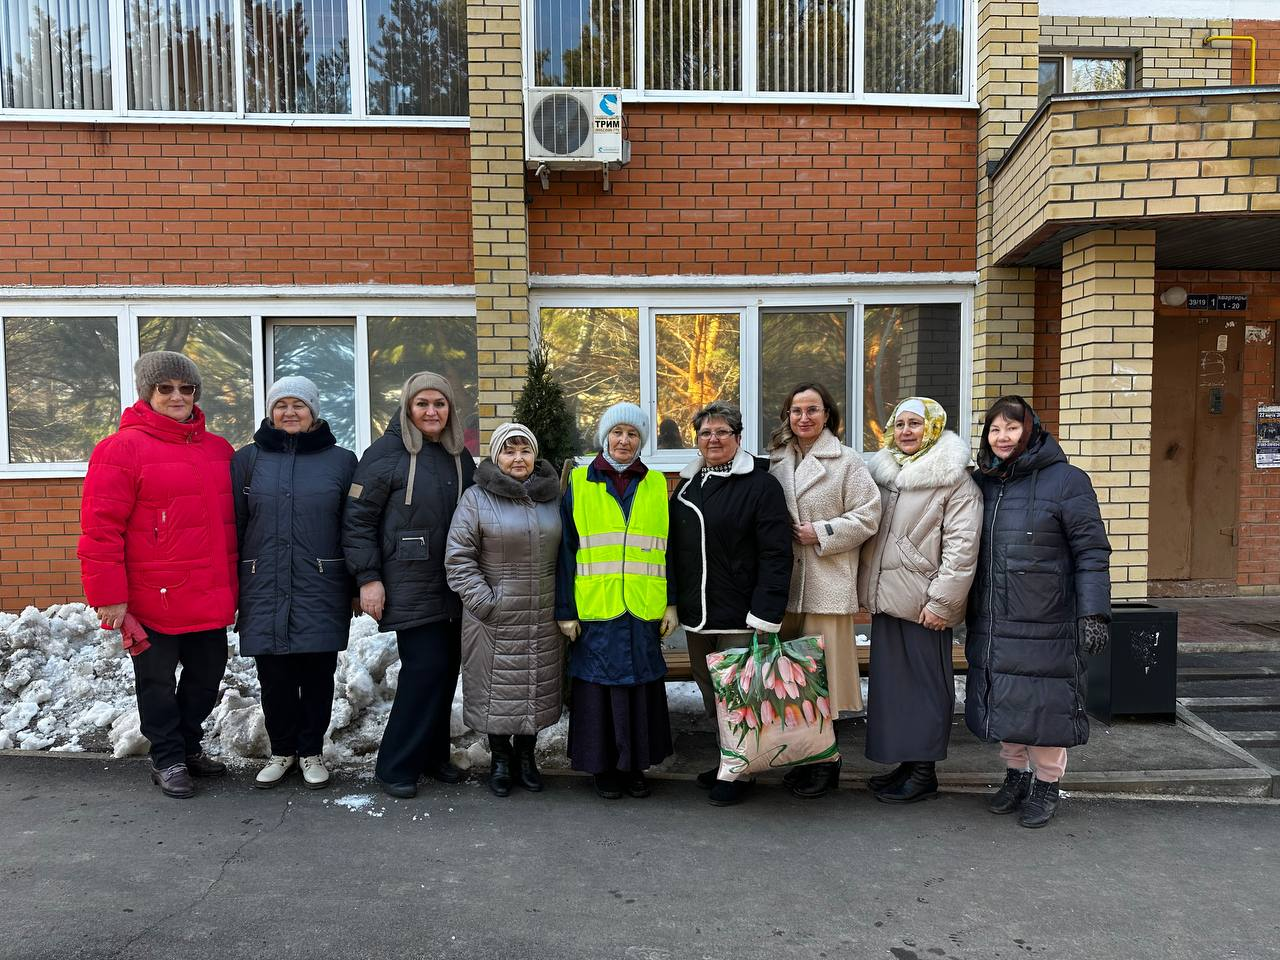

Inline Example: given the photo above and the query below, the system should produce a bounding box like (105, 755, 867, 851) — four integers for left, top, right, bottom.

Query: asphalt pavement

(2, 755, 1277, 960)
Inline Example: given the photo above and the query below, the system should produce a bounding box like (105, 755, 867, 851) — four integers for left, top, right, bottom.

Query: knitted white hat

(489, 422, 538, 461)
(595, 402, 648, 449)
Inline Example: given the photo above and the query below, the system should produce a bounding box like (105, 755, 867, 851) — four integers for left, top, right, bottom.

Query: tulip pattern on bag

(708, 634, 841, 781)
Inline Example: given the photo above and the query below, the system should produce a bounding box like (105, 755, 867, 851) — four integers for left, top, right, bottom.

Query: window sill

(0, 111, 469, 130)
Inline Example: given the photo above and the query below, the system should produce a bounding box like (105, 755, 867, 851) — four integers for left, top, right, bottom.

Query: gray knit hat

(266, 375, 321, 421)
(134, 351, 201, 402)
(596, 402, 648, 449)
(489, 422, 538, 461)
(398, 371, 465, 455)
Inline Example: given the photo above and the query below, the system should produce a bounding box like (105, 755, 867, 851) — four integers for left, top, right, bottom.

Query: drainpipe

(1202, 34, 1257, 85)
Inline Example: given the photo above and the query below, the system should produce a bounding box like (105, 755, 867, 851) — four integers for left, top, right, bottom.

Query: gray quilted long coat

(445, 458, 564, 735)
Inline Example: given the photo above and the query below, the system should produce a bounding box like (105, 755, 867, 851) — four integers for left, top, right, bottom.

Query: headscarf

(398, 371, 465, 456)
(883, 396, 947, 466)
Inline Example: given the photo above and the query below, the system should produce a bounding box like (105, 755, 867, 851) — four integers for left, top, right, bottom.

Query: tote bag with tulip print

(708, 634, 839, 782)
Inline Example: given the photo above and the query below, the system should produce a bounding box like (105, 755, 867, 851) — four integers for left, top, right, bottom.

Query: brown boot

(151, 762, 194, 799)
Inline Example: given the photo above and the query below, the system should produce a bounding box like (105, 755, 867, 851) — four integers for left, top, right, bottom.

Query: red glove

(101, 612, 152, 657)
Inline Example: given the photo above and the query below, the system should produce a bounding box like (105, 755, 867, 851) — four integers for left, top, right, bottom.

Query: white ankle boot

(300, 755, 330, 789)
(255, 755, 296, 788)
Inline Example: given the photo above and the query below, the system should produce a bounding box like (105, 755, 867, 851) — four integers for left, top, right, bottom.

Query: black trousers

(487, 733, 536, 758)
(130, 627, 228, 768)
(255, 651, 339, 757)
(375, 620, 461, 786)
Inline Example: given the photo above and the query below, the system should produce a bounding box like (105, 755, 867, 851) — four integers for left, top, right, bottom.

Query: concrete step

(1223, 730, 1280, 748)
(1178, 696, 1280, 711)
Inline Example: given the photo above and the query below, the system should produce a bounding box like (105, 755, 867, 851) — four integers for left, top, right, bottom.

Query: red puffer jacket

(79, 399, 238, 634)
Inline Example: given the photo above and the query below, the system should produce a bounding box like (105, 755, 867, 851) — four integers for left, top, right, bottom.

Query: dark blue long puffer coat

(232, 420, 357, 656)
(965, 431, 1111, 748)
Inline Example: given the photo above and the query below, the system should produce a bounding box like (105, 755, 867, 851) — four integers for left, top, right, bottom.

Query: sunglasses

(155, 384, 197, 396)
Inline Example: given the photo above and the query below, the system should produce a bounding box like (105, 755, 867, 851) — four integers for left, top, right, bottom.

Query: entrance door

(1149, 315, 1243, 586)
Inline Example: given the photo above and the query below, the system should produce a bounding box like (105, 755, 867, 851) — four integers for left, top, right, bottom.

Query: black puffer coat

(232, 420, 357, 656)
(342, 416, 476, 632)
(668, 447, 793, 633)
(965, 431, 1111, 747)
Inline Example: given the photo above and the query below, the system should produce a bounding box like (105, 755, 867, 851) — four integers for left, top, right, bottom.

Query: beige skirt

(780, 611, 862, 714)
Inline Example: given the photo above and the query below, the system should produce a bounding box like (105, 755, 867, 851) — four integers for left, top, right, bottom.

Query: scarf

(592, 452, 647, 498)
(884, 397, 947, 466)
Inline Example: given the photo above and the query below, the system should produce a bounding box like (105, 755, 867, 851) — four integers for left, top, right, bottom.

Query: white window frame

(531, 279, 974, 473)
(522, 0, 976, 108)
(0, 291, 477, 477)
(0, 0, 469, 127)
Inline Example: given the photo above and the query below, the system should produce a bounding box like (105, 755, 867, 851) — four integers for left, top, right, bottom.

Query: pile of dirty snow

(0, 603, 713, 772)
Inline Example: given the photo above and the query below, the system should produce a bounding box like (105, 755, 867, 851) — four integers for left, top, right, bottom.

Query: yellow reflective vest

(571, 466, 669, 621)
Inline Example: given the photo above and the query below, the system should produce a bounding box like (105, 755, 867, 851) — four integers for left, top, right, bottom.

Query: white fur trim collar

(869, 431, 971, 491)
(679, 444, 756, 479)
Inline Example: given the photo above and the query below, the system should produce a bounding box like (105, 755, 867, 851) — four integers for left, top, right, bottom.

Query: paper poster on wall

(1257, 405, 1280, 469)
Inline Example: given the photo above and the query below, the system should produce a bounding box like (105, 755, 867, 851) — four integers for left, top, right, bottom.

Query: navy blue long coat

(232, 420, 357, 656)
(965, 432, 1112, 748)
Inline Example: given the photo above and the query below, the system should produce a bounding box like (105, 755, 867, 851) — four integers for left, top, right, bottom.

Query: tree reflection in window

(242, 0, 350, 114)
(760, 309, 847, 445)
(539, 307, 640, 454)
(3, 317, 119, 463)
(864, 0, 962, 96)
(271, 323, 357, 450)
(533, 0, 632, 88)
(367, 316, 479, 455)
(138, 316, 253, 446)
(655, 312, 740, 449)
(366, 0, 468, 116)
(862, 303, 960, 451)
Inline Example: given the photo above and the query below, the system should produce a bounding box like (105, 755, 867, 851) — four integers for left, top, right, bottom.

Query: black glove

(1078, 615, 1110, 656)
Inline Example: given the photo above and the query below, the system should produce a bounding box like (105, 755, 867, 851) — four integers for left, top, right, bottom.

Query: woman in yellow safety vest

(556, 402, 679, 800)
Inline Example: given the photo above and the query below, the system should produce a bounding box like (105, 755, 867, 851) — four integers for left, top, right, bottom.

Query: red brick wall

(1032, 267, 1062, 437)
(0, 123, 473, 287)
(528, 104, 977, 276)
(1155, 271, 1280, 594)
(0, 479, 84, 610)
(1232, 20, 1280, 85)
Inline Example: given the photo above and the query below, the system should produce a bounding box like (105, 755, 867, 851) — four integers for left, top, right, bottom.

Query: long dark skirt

(567, 679, 673, 774)
(865, 613, 955, 764)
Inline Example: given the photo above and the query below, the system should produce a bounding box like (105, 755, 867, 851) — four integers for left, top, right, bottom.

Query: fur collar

(679, 444, 757, 479)
(869, 431, 971, 491)
(767, 427, 843, 464)
(475, 457, 561, 502)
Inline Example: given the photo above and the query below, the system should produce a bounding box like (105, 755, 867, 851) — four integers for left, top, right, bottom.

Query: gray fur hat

(266, 375, 321, 421)
(399, 371, 465, 455)
(134, 351, 201, 402)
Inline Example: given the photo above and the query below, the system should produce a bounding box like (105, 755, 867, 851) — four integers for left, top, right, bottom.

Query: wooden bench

(663, 645, 968, 681)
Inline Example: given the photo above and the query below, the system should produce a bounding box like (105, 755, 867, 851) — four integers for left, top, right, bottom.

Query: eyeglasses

(156, 384, 196, 396)
(697, 429, 736, 441)
(789, 406, 824, 418)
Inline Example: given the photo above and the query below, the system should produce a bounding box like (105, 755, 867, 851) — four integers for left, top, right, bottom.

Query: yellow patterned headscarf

(884, 397, 947, 466)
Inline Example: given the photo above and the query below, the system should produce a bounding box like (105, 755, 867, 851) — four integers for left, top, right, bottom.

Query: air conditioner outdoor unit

(525, 87, 627, 168)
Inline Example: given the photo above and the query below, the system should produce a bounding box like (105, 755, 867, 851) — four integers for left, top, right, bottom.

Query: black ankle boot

(989, 768, 1033, 815)
(1018, 778, 1060, 828)
(868, 762, 912, 794)
(790, 760, 842, 799)
(875, 761, 939, 804)
(488, 735, 512, 797)
(515, 737, 543, 792)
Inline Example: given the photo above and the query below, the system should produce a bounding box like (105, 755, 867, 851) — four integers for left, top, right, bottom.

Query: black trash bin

(1085, 602, 1178, 724)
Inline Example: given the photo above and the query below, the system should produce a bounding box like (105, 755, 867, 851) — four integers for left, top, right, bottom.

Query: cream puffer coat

(445, 458, 564, 735)
(857, 431, 982, 628)
(768, 430, 882, 616)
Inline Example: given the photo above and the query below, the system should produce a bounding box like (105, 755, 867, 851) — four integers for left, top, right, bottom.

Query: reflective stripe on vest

(571, 466, 669, 621)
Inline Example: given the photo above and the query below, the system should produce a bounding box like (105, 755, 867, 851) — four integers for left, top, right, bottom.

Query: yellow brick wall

(1040, 17, 1235, 89)
(1058, 229, 1154, 600)
(974, 1, 1042, 433)
(466, 0, 532, 443)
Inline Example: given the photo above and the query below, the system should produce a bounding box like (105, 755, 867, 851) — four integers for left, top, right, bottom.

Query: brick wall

(0, 123, 473, 287)
(0, 479, 83, 610)
(1155, 269, 1280, 595)
(527, 104, 976, 276)
(1232, 20, 1280, 86)
(1039, 17, 1234, 88)
(1032, 267, 1062, 436)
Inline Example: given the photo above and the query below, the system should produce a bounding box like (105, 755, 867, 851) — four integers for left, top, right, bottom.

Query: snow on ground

(0, 603, 717, 771)
(0, 605, 963, 769)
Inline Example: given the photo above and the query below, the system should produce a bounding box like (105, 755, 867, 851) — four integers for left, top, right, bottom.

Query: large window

(538, 293, 968, 464)
(1, 0, 468, 120)
(0, 301, 479, 472)
(530, 0, 971, 101)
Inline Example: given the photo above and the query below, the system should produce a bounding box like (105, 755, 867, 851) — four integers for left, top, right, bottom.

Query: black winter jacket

(668, 448, 793, 633)
(342, 417, 476, 632)
(232, 420, 358, 656)
(965, 432, 1111, 747)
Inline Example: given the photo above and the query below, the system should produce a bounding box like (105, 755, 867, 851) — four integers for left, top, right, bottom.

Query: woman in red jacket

(79, 351, 238, 799)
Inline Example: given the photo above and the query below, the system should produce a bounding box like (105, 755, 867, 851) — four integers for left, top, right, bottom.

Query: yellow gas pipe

(1202, 34, 1257, 85)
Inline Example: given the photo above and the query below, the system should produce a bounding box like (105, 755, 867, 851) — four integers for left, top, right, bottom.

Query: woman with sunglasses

(79, 351, 239, 800)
